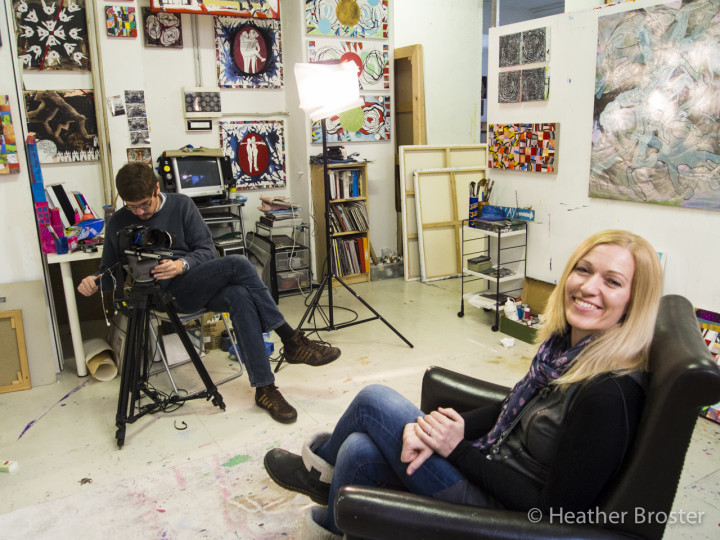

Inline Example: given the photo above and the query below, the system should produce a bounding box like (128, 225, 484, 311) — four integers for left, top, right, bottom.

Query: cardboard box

(499, 278, 555, 343)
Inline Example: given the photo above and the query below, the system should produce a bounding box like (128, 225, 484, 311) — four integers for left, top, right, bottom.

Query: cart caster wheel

(492, 325, 499, 332)
(457, 311, 464, 318)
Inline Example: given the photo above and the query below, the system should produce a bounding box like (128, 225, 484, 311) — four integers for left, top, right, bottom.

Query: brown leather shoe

(264, 448, 330, 505)
(283, 330, 341, 366)
(255, 384, 297, 423)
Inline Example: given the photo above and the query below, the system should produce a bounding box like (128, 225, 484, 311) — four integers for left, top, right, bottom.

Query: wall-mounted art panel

(220, 120, 286, 190)
(311, 96, 391, 143)
(590, 0, 720, 210)
(308, 39, 389, 91)
(521, 67, 549, 102)
(1, 96, 20, 175)
(498, 71, 521, 103)
(106, 6, 137, 38)
(499, 32, 521, 68)
(143, 8, 182, 48)
(306, 0, 389, 39)
(150, 0, 279, 18)
(215, 17, 282, 88)
(14, 0, 90, 70)
(23, 90, 99, 163)
(488, 123, 556, 173)
(521, 27, 548, 64)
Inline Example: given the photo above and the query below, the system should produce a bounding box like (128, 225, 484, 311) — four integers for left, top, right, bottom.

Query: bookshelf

(311, 162, 371, 286)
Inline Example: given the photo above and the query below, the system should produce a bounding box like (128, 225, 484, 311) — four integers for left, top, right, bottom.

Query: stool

(149, 309, 243, 395)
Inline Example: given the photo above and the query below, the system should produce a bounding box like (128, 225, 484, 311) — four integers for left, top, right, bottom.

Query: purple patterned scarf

(473, 331, 591, 450)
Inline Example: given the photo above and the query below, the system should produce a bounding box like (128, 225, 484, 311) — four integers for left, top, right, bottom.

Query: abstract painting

(591, 0, 720, 210)
(143, 8, 182, 48)
(106, 6, 137, 38)
(306, 0, 389, 39)
(14, 0, 90, 71)
(220, 120, 286, 190)
(498, 32, 521, 67)
(311, 95, 391, 143)
(215, 17, 282, 89)
(488, 123, 556, 173)
(1, 96, 20, 175)
(308, 39, 389, 91)
(498, 71, 521, 103)
(521, 67, 549, 101)
(521, 27, 548, 64)
(149, 0, 279, 19)
(23, 90, 99, 163)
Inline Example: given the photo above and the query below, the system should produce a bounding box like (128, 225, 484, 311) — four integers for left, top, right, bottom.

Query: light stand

(284, 62, 412, 367)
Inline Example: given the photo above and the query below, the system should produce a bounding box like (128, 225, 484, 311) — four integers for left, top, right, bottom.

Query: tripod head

(117, 225, 175, 283)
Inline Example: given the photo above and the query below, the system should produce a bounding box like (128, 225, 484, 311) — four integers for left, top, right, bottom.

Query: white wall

(394, 0, 484, 144)
(487, 0, 720, 312)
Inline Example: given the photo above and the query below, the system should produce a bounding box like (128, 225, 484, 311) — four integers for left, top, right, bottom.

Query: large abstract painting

(311, 96, 391, 143)
(14, 0, 90, 71)
(591, 0, 720, 209)
(1, 96, 20, 175)
(150, 0, 279, 19)
(215, 17, 282, 89)
(23, 90, 99, 163)
(488, 123, 556, 173)
(220, 120, 286, 190)
(306, 0, 389, 39)
(308, 39, 389, 91)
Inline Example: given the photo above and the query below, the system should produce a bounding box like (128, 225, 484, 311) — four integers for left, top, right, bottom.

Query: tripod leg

(295, 272, 331, 332)
(115, 306, 141, 448)
(162, 304, 226, 411)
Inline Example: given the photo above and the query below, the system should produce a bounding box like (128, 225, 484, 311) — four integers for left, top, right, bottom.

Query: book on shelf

(328, 168, 362, 200)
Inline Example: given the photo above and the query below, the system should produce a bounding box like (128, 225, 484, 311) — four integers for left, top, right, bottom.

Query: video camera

(117, 225, 175, 283)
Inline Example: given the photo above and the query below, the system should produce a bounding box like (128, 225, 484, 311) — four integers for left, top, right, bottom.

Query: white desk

(47, 248, 103, 377)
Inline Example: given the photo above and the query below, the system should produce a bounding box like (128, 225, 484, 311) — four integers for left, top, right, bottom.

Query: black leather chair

(335, 295, 720, 539)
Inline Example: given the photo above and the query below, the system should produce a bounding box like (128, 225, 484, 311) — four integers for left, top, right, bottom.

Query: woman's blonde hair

(537, 230, 663, 386)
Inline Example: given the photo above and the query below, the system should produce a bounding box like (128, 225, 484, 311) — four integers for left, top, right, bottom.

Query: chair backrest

(600, 295, 720, 539)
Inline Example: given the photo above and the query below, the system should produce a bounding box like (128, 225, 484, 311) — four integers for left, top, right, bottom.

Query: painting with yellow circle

(311, 96, 391, 143)
(306, 0, 388, 39)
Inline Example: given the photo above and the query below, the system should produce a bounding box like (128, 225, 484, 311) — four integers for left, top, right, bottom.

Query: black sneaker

(264, 448, 330, 505)
(283, 330, 341, 366)
(255, 384, 297, 423)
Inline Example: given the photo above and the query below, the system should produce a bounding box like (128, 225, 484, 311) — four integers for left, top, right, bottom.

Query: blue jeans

(315, 385, 496, 534)
(167, 255, 284, 388)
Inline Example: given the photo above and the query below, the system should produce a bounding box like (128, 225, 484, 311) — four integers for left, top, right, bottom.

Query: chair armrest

(335, 486, 633, 540)
(420, 365, 511, 413)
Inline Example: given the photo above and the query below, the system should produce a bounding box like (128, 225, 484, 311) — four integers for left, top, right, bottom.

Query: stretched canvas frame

(398, 145, 488, 281)
(0, 310, 31, 393)
(414, 167, 488, 282)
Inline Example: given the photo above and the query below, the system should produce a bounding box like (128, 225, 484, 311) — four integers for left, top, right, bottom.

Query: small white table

(46, 247, 103, 377)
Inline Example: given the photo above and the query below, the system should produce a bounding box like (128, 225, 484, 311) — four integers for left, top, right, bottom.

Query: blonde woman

(265, 230, 663, 539)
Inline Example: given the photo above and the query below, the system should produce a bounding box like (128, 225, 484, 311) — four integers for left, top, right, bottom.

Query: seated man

(78, 162, 340, 423)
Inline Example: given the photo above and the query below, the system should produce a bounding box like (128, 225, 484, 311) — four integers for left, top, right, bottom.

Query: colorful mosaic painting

(488, 123, 556, 173)
(219, 120, 286, 190)
(308, 39, 389, 91)
(306, 0, 388, 39)
(214, 17, 282, 89)
(1, 96, 20, 175)
(311, 96, 391, 143)
(14, 0, 90, 71)
(150, 0, 279, 19)
(106, 6, 137, 38)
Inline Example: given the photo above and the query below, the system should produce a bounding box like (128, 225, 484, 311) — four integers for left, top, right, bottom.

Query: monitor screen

(171, 156, 226, 199)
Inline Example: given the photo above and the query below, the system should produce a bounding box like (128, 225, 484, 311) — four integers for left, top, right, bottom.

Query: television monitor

(170, 155, 226, 199)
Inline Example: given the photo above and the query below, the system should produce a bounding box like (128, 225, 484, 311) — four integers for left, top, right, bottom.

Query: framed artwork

(220, 120, 286, 190)
(14, 0, 90, 71)
(214, 17, 282, 89)
(1, 96, 20, 175)
(488, 123, 556, 173)
(311, 96, 391, 143)
(498, 71, 521, 103)
(498, 32, 521, 68)
(126, 147, 152, 164)
(306, 0, 389, 39)
(521, 67, 550, 102)
(143, 8, 182, 48)
(106, 6, 137, 38)
(521, 27, 549, 64)
(308, 39, 389, 91)
(23, 90, 99, 163)
(149, 0, 279, 19)
(590, 0, 720, 210)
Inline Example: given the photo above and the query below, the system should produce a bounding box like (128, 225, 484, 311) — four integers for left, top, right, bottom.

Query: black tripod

(115, 280, 225, 448)
(285, 118, 412, 372)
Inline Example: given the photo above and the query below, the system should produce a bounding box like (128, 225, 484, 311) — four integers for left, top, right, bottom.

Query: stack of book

(258, 196, 302, 228)
(328, 168, 362, 199)
(328, 201, 369, 234)
(331, 236, 370, 277)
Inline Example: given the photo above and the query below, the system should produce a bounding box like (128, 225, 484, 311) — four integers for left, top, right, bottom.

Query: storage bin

(467, 255, 491, 273)
(277, 268, 311, 292)
(276, 247, 309, 272)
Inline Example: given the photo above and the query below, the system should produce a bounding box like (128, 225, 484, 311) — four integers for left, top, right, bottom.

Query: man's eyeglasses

(125, 195, 155, 212)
